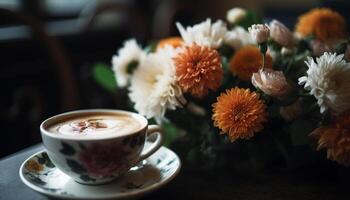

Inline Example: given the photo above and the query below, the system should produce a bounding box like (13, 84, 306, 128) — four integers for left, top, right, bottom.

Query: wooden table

(0, 144, 349, 200)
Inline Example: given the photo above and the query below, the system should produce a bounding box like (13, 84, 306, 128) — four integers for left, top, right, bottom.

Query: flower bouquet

(96, 7, 350, 169)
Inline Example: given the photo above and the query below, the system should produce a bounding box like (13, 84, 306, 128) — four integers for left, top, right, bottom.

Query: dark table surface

(1, 144, 349, 200)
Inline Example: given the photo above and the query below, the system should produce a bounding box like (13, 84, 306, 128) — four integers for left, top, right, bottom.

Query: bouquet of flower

(103, 7, 350, 168)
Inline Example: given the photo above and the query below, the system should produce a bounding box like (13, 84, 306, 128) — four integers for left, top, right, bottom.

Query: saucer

(19, 144, 181, 199)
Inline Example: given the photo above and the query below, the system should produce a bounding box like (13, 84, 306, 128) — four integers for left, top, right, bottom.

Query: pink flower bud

(251, 68, 290, 97)
(248, 24, 270, 44)
(269, 20, 294, 47)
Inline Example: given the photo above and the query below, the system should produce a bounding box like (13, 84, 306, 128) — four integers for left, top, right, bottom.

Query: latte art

(48, 114, 143, 138)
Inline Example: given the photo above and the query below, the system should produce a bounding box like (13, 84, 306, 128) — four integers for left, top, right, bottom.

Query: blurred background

(0, 0, 348, 158)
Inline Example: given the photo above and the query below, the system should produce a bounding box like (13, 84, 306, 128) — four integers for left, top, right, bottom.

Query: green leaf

(93, 63, 117, 92)
(289, 120, 314, 146)
(162, 122, 182, 147)
(237, 10, 262, 30)
(29, 176, 46, 186)
(66, 159, 86, 173)
(187, 147, 201, 162)
(42, 153, 55, 168)
(37, 156, 46, 165)
(221, 56, 229, 71)
(59, 142, 75, 156)
(144, 40, 157, 53)
(219, 45, 234, 59)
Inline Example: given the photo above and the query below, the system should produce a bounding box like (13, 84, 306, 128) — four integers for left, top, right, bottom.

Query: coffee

(47, 113, 143, 138)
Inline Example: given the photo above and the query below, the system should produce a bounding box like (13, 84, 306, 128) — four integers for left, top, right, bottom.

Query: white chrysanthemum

(299, 53, 350, 113)
(176, 19, 227, 49)
(128, 46, 186, 123)
(224, 26, 256, 49)
(226, 7, 246, 24)
(112, 39, 144, 87)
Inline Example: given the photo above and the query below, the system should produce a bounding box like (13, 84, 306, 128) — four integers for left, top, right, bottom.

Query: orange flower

(174, 43, 223, 98)
(157, 37, 183, 50)
(212, 87, 267, 142)
(295, 8, 346, 42)
(311, 111, 350, 166)
(25, 160, 44, 172)
(229, 45, 272, 81)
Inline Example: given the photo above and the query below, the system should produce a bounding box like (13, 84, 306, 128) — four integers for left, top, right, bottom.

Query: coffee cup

(40, 109, 163, 185)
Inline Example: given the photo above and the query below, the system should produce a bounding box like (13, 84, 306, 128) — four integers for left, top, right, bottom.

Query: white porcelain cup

(40, 109, 163, 185)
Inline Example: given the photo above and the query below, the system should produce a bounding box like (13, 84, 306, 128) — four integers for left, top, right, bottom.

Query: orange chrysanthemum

(229, 45, 273, 81)
(157, 37, 183, 50)
(212, 87, 267, 142)
(295, 8, 346, 42)
(174, 43, 223, 98)
(311, 111, 350, 166)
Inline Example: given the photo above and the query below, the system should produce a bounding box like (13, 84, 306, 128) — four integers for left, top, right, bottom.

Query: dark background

(0, 0, 349, 158)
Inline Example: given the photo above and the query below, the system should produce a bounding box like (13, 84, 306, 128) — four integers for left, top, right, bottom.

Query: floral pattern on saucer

(20, 144, 181, 200)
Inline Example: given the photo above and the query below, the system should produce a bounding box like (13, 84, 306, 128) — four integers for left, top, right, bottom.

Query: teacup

(40, 109, 163, 185)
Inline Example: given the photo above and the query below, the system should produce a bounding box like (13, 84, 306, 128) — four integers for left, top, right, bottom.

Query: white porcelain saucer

(19, 144, 181, 199)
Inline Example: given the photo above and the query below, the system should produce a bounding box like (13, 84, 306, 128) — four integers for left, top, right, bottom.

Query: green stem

(259, 42, 267, 69)
(285, 50, 297, 75)
(262, 53, 265, 69)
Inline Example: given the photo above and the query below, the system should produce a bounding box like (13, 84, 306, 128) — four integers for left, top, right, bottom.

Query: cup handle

(138, 125, 163, 162)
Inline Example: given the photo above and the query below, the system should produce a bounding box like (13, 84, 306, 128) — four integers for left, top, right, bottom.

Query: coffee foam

(47, 113, 143, 138)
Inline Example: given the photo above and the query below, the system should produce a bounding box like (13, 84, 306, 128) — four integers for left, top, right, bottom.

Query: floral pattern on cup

(56, 132, 145, 183)
(25, 160, 44, 173)
(78, 143, 130, 177)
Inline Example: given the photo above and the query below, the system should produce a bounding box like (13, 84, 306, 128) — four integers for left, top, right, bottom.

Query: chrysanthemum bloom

(269, 20, 294, 48)
(212, 87, 267, 142)
(295, 8, 346, 42)
(230, 45, 273, 81)
(112, 39, 144, 87)
(311, 111, 350, 166)
(224, 26, 256, 49)
(248, 24, 270, 44)
(176, 19, 227, 49)
(173, 43, 223, 98)
(299, 53, 350, 114)
(226, 7, 246, 24)
(156, 37, 183, 51)
(129, 46, 186, 123)
(251, 68, 290, 97)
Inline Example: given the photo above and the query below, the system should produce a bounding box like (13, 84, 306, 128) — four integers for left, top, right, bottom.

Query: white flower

(269, 20, 294, 47)
(112, 39, 144, 87)
(176, 19, 227, 49)
(248, 24, 270, 44)
(226, 7, 246, 24)
(224, 26, 256, 49)
(299, 53, 350, 114)
(128, 47, 186, 123)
